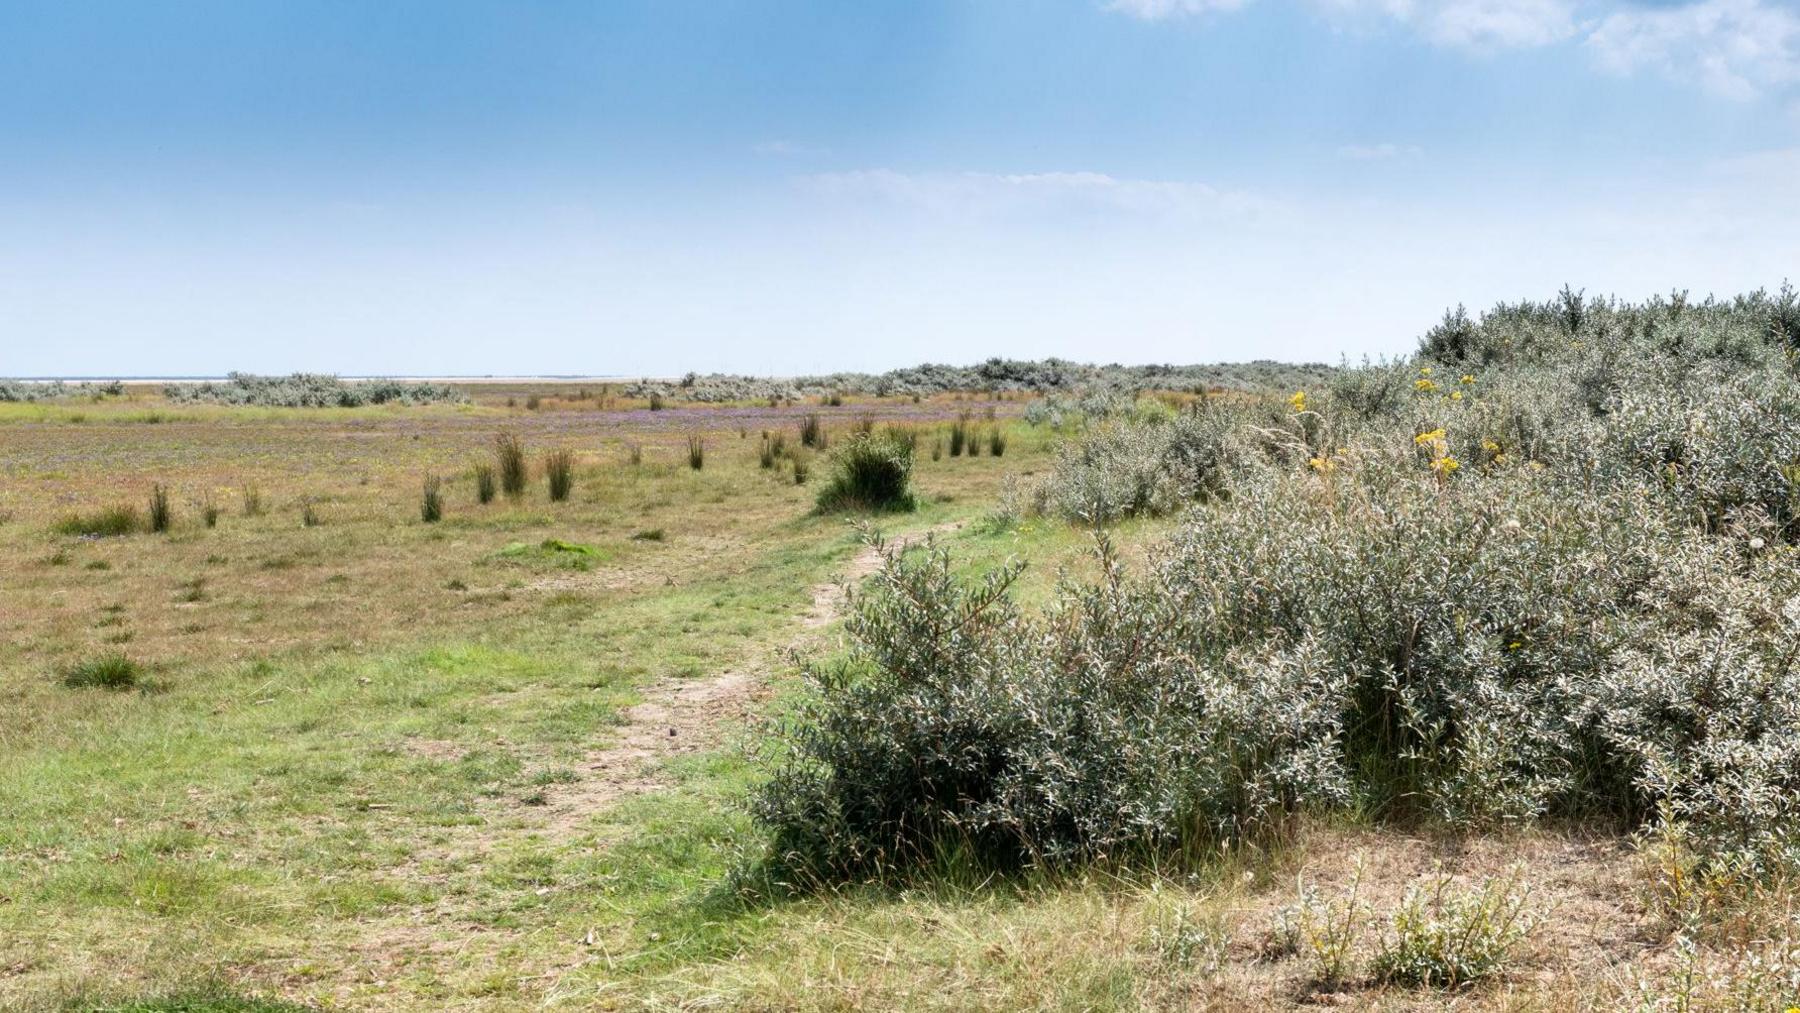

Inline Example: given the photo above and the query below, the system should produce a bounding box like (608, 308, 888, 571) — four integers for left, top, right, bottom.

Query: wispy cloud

(1337, 142, 1425, 159)
(802, 169, 1284, 221)
(1586, 0, 1800, 100)
(1107, 0, 1254, 17)
(1313, 0, 1581, 49)
(1109, 0, 1800, 99)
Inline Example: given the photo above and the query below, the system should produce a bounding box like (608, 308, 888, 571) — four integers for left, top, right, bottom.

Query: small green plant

(1289, 860, 1368, 987)
(495, 433, 528, 499)
(147, 484, 172, 533)
(474, 464, 497, 504)
(631, 528, 666, 542)
(544, 449, 575, 502)
(301, 500, 321, 527)
(814, 431, 915, 513)
(687, 436, 705, 470)
(421, 474, 443, 523)
(53, 506, 140, 537)
(62, 652, 141, 689)
(1370, 867, 1537, 989)
(1150, 905, 1231, 975)
(626, 442, 643, 466)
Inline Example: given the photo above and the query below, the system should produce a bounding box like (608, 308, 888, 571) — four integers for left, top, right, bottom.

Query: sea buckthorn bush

(756, 288, 1800, 883)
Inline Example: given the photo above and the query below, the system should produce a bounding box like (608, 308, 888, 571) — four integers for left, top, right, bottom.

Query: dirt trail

(532, 521, 961, 829)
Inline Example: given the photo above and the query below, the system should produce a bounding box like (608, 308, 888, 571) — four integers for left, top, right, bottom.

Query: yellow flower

(1289, 390, 1308, 413)
(1493, 452, 1510, 466)
(1415, 378, 1438, 393)
(1431, 455, 1460, 474)
(1449, 390, 1464, 401)
(1414, 429, 1447, 446)
(1459, 374, 1476, 385)
(1308, 456, 1336, 473)
(1482, 439, 1501, 453)
(1419, 366, 1433, 376)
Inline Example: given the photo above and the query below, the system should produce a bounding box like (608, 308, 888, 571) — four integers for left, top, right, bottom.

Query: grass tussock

(420, 474, 443, 522)
(61, 652, 142, 689)
(54, 506, 141, 538)
(813, 431, 916, 514)
(687, 436, 705, 470)
(147, 483, 172, 533)
(473, 463, 496, 504)
(494, 433, 528, 499)
(544, 449, 575, 502)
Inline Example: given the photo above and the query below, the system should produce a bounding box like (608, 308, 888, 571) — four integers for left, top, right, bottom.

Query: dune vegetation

(5, 290, 1800, 1010)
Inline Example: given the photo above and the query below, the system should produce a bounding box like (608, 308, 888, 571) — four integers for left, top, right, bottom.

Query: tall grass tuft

(627, 442, 643, 466)
(200, 494, 220, 529)
(988, 428, 1008, 457)
(800, 413, 823, 448)
(53, 506, 140, 538)
(648, 393, 666, 411)
(793, 455, 810, 485)
(948, 414, 970, 457)
(687, 436, 705, 470)
(474, 464, 497, 504)
(242, 484, 264, 517)
(759, 433, 778, 470)
(301, 500, 321, 527)
(544, 449, 575, 502)
(147, 484, 172, 533)
(421, 474, 443, 523)
(62, 652, 141, 689)
(495, 434, 528, 499)
(814, 431, 916, 513)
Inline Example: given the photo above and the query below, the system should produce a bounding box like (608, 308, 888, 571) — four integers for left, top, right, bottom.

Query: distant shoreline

(10, 375, 638, 385)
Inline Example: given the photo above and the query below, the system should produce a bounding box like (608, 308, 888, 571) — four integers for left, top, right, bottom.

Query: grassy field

(0, 381, 1779, 1011)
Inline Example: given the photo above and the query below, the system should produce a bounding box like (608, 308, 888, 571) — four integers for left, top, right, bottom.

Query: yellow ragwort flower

(1289, 390, 1307, 413)
(1415, 378, 1438, 392)
(1431, 455, 1460, 474)
(1449, 390, 1464, 401)
(1414, 429, 1447, 446)
(1308, 456, 1336, 474)
(1419, 366, 1433, 376)
(1459, 374, 1475, 385)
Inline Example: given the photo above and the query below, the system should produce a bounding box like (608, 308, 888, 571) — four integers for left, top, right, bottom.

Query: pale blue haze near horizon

(2, 0, 1796, 377)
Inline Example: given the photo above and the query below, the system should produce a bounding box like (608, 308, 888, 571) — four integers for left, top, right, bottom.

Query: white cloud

(803, 169, 1283, 221)
(1337, 142, 1426, 158)
(1315, 0, 1581, 48)
(1586, 0, 1800, 99)
(1108, 0, 1800, 99)
(1107, 0, 1253, 18)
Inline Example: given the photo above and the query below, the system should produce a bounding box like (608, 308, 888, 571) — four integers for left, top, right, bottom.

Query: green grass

(60, 653, 142, 689)
(54, 507, 141, 538)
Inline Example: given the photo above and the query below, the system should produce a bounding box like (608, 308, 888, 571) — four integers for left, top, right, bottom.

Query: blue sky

(2, 0, 1796, 377)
